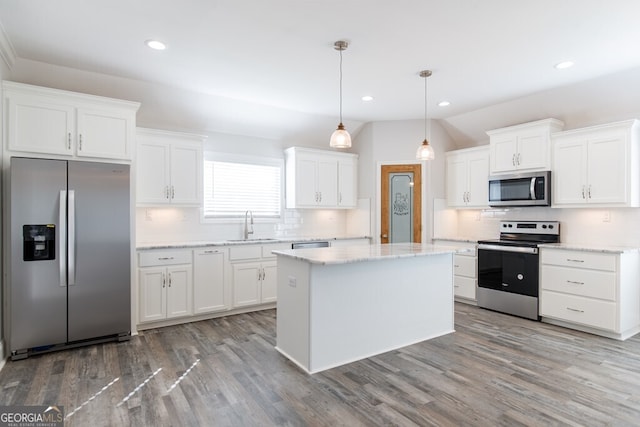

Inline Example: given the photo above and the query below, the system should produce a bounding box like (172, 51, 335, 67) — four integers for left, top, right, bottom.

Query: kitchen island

(273, 243, 466, 374)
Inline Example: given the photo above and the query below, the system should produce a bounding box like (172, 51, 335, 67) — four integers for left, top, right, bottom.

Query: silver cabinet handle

(68, 132, 72, 150)
(157, 256, 175, 260)
(168, 273, 172, 287)
(79, 134, 83, 151)
(588, 185, 592, 199)
(162, 273, 166, 288)
(566, 258, 584, 263)
(566, 280, 584, 285)
(512, 153, 516, 166)
(566, 307, 584, 313)
(201, 250, 219, 254)
(582, 185, 586, 199)
(517, 153, 521, 165)
(165, 186, 170, 199)
(171, 186, 175, 199)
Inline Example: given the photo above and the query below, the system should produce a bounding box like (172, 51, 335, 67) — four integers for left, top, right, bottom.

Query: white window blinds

(203, 159, 282, 218)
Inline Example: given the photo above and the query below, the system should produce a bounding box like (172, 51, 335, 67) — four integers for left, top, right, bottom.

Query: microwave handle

(530, 178, 537, 200)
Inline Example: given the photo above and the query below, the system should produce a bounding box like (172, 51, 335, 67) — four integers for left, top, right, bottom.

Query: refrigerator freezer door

(67, 161, 131, 342)
(10, 157, 68, 351)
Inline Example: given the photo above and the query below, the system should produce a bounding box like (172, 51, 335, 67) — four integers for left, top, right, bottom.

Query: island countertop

(272, 242, 469, 265)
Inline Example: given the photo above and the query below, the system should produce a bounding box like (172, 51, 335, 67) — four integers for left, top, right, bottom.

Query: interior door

(67, 161, 131, 342)
(380, 164, 422, 243)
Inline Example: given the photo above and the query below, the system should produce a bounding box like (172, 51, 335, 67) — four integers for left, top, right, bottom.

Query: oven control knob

(517, 274, 524, 280)
(549, 225, 554, 229)
(508, 224, 513, 227)
(542, 224, 547, 229)
(502, 224, 507, 228)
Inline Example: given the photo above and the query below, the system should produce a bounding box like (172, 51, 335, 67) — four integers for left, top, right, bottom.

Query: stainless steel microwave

(488, 171, 551, 207)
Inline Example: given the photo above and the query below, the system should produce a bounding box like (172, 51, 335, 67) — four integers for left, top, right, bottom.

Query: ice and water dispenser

(23, 225, 56, 261)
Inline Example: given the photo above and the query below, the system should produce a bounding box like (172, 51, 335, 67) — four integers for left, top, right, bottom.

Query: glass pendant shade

(330, 123, 352, 148)
(416, 139, 435, 160)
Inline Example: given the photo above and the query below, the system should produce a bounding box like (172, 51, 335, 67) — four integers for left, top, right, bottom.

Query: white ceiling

(1, 0, 640, 144)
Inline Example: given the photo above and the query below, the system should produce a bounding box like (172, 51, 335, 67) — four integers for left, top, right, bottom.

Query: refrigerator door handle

(59, 190, 67, 287)
(68, 190, 76, 286)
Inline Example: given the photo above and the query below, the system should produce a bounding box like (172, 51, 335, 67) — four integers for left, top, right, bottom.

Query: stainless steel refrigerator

(9, 157, 131, 359)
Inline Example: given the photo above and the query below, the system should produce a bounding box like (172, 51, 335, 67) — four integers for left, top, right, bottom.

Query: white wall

(441, 205, 640, 248)
(353, 118, 457, 243)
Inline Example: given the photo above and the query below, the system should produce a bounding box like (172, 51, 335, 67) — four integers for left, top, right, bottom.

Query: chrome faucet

(244, 210, 254, 240)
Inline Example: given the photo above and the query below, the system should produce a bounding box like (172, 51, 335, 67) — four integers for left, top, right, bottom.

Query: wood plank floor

(2, 303, 640, 426)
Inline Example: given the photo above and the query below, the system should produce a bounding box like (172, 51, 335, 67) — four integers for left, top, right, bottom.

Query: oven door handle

(478, 244, 538, 254)
(530, 177, 537, 200)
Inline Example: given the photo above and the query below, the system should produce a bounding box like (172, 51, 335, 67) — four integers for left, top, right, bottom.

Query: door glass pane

(389, 172, 413, 243)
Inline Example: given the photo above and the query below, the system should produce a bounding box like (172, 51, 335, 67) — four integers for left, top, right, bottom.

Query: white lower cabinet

(540, 247, 640, 340)
(433, 239, 477, 302)
(193, 248, 228, 314)
(138, 250, 193, 323)
(230, 243, 289, 308)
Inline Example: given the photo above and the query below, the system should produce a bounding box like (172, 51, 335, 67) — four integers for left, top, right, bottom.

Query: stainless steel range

(477, 221, 560, 320)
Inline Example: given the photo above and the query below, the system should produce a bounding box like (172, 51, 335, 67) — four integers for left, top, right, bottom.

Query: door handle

(59, 190, 67, 287)
(68, 190, 76, 286)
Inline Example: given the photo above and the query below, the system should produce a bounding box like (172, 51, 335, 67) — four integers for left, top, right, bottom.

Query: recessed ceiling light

(555, 60, 574, 70)
(145, 39, 166, 50)
(361, 95, 374, 102)
(438, 101, 451, 107)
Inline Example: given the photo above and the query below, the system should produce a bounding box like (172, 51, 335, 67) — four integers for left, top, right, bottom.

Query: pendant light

(416, 70, 435, 160)
(330, 40, 351, 148)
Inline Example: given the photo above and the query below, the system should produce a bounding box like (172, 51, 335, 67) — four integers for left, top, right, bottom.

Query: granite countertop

(272, 243, 470, 265)
(137, 236, 372, 250)
(539, 243, 640, 254)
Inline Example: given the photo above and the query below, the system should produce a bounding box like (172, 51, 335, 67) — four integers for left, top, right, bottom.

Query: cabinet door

(193, 249, 227, 314)
(517, 131, 548, 171)
(7, 93, 75, 156)
(490, 135, 517, 173)
(232, 262, 261, 307)
(76, 107, 132, 160)
(295, 157, 319, 206)
(139, 267, 167, 322)
(166, 265, 193, 318)
(261, 262, 278, 303)
(446, 154, 468, 207)
(317, 157, 338, 206)
(137, 142, 171, 204)
(466, 151, 489, 207)
(553, 138, 588, 205)
(337, 158, 357, 207)
(170, 143, 202, 205)
(587, 135, 627, 204)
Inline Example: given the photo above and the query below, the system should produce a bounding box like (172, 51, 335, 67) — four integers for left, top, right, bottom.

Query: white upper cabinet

(3, 81, 139, 160)
(446, 146, 489, 208)
(285, 147, 358, 209)
(552, 120, 640, 207)
(487, 118, 564, 174)
(136, 128, 206, 206)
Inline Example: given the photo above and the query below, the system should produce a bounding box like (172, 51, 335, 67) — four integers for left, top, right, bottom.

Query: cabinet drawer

(262, 243, 292, 258)
(229, 245, 262, 261)
(434, 240, 477, 256)
(540, 290, 617, 332)
(454, 255, 476, 278)
(454, 276, 476, 300)
(139, 250, 192, 267)
(541, 265, 616, 301)
(541, 249, 616, 272)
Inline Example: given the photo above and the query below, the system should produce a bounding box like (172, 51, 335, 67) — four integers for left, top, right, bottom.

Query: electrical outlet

(603, 210, 611, 222)
(288, 276, 297, 288)
(145, 209, 153, 221)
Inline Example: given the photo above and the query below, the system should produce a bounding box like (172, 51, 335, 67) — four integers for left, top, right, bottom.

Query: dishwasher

(291, 241, 330, 249)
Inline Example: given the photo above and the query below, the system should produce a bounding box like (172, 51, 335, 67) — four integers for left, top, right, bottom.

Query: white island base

(274, 244, 457, 374)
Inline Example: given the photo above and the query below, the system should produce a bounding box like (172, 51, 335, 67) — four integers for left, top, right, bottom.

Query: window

(203, 154, 282, 219)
